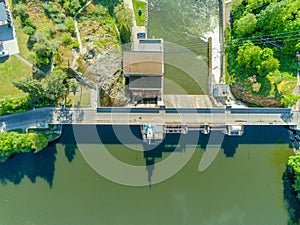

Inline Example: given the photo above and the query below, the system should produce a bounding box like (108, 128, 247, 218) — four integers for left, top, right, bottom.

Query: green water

(148, 0, 219, 95)
(0, 125, 296, 224)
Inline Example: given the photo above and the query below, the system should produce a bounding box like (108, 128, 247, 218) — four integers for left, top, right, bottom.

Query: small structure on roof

(123, 39, 164, 103)
(213, 84, 230, 98)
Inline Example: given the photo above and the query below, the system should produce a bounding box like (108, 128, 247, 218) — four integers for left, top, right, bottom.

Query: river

(148, 0, 219, 95)
(0, 125, 295, 224)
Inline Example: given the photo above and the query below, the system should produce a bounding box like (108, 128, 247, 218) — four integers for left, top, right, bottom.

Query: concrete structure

(123, 39, 164, 103)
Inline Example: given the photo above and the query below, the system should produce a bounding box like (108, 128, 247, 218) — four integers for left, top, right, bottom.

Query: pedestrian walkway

(123, 0, 147, 50)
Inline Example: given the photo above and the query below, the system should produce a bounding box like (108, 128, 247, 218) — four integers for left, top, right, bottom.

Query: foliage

(234, 13, 257, 36)
(115, 2, 133, 43)
(0, 95, 32, 116)
(288, 153, 300, 200)
(12, 3, 29, 23)
(227, 0, 300, 105)
(281, 94, 300, 107)
(22, 26, 35, 35)
(43, 69, 69, 101)
(68, 78, 79, 96)
(0, 132, 48, 162)
(60, 33, 72, 45)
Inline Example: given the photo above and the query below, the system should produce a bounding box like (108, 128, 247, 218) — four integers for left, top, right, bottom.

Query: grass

(13, 18, 32, 62)
(66, 85, 91, 107)
(132, 0, 146, 26)
(0, 56, 32, 98)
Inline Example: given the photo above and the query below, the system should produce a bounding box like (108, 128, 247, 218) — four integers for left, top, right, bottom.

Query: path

(14, 54, 54, 76)
(123, 0, 147, 50)
(74, 0, 93, 54)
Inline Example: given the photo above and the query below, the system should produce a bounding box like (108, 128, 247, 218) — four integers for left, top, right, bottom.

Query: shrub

(23, 26, 35, 35)
(60, 33, 72, 45)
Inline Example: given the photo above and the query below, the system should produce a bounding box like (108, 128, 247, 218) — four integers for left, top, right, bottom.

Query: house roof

(129, 76, 162, 90)
(0, 2, 7, 22)
(123, 51, 163, 75)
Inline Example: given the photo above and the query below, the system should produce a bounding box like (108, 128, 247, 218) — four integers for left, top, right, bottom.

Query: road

(0, 107, 298, 131)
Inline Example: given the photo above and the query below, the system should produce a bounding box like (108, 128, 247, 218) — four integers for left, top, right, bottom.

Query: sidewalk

(123, 0, 147, 50)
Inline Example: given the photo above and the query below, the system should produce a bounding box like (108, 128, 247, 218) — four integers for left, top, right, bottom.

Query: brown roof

(123, 51, 163, 75)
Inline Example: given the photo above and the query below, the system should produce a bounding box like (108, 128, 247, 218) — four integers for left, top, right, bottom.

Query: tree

(234, 13, 257, 36)
(288, 152, 300, 200)
(44, 70, 68, 101)
(115, 2, 133, 43)
(0, 132, 48, 162)
(257, 1, 286, 32)
(13, 3, 29, 23)
(68, 78, 79, 107)
(237, 43, 262, 75)
(281, 94, 300, 107)
(13, 78, 48, 105)
(258, 57, 280, 77)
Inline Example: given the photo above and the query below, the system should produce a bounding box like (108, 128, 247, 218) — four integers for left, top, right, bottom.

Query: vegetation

(132, 0, 146, 26)
(227, 0, 300, 107)
(288, 153, 300, 200)
(115, 2, 133, 43)
(0, 132, 48, 162)
(0, 56, 33, 97)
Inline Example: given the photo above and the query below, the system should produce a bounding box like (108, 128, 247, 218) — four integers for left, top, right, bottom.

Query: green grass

(132, 0, 146, 26)
(0, 56, 32, 98)
(66, 85, 91, 107)
(14, 18, 32, 62)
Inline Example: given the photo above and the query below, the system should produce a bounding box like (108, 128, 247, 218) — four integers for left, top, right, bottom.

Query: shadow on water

(283, 167, 300, 224)
(0, 144, 57, 188)
(59, 125, 292, 186)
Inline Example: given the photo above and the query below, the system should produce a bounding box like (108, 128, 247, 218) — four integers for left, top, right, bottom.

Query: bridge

(0, 106, 299, 135)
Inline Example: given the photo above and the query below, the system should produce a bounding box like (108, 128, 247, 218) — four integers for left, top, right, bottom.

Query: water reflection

(283, 168, 300, 224)
(0, 144, 57, 188)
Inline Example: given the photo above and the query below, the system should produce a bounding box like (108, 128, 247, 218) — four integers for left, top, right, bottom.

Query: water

(148, 0, 219, 95)
(0, 125, 295, 224)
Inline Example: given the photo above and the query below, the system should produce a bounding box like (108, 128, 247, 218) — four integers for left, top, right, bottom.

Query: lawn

(66, 85, 91, 107)
(132, 0, 146, 26)
(0, 56, 32, 98)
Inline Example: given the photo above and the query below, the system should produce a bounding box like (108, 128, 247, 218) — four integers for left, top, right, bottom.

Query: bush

(72, 40, 80, 49)
(60, 33, 72, 45)
(23, 26, 35, 35)
(0, 95, 32, 116)
(0, 132, 48, 162)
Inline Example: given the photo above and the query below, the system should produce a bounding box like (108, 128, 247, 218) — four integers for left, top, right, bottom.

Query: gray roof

(138, 39, 163, 52)
(0, 2, 7, 22)
(129, 76, 162, 90)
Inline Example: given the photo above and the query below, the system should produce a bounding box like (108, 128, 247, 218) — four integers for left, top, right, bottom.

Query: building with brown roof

(123, 39, 164, 103)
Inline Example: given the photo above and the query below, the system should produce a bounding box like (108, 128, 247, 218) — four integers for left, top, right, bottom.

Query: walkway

(74, 0, 93, 54)
(123, 0, 147, 50)
(14, 54, 53, 76)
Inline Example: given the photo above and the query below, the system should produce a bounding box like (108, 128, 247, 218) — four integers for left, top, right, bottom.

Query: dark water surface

(0, 125, 295, 225)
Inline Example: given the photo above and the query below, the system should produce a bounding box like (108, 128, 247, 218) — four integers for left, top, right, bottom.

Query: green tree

(258, 57, 280, 77)
(234, 13, 257, 36)
(115, 2, 133, 43)
(68, 78, 79, 106)
(237, 43, 262, 75)
(13, 3, 29, 23)
(281, 94, 300, 107)
(257, 1, 286, 32)
(13, 78, 48, 105)
(44, 70, 68, 101)
(0, 132, 48, 162)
